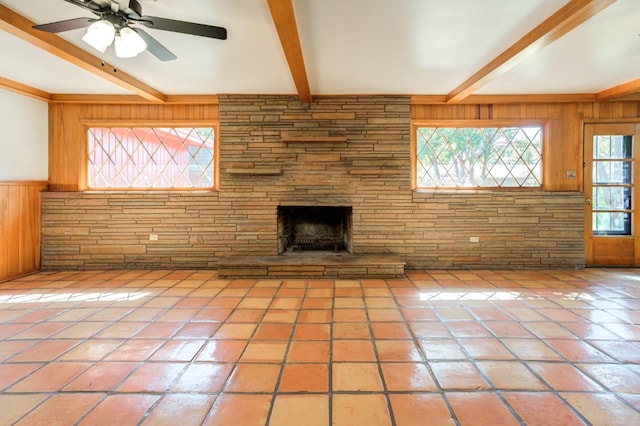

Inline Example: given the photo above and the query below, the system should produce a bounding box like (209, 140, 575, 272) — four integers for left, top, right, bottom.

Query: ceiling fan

(32, 0, 227, 61)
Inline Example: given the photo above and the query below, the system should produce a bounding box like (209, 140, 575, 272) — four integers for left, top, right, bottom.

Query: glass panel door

(592, 135, 632, 235)
(584, 123, 639, 266)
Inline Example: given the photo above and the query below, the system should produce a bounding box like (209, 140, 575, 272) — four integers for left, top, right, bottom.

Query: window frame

(82, 120, 219, 191)
(411, 120, 549, 191)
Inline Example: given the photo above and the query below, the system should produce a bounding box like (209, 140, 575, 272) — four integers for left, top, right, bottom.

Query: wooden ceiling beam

(446, 0, 617, 104)
(266, 0, 312, 103)
(597, 77, 640, 100)
(0, 4, 166, 102)
(0, 76, 51, 102)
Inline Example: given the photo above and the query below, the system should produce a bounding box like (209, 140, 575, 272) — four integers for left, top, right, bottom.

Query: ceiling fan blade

(132, 28, 177, 61)
(33, 17, 95, 33)
(136, 16, 227, 40)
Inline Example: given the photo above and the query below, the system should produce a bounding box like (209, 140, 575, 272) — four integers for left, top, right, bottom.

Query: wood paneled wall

(412, 100, 640, 191)
(0, 181, 48, 281)
(48, 103, 220, 191)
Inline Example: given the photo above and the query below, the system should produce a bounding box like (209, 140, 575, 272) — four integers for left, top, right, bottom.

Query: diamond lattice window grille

(88, 127, 215, 189)
(415, 126, 542, 188)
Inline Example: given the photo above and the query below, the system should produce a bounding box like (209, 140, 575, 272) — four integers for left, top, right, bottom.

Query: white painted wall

(0, 89, 48, 180)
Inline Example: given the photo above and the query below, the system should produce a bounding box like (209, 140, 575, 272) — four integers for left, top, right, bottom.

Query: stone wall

(41, 95, 585, 270)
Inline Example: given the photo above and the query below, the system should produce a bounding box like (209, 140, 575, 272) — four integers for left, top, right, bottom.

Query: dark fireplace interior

(277, 206, 353, 254)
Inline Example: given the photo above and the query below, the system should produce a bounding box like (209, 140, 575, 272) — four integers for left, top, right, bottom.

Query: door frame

(583, 121, 640, 266)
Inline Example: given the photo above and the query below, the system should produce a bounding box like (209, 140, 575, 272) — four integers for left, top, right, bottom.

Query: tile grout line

(263, 278, 308, 426)
(395, 275, 462, 426)
(362, 278, 398, 426)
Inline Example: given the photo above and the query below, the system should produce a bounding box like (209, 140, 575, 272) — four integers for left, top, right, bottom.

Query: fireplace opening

(278, 206, 352, 254)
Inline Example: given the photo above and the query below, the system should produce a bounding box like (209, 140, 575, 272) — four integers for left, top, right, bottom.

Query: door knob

(585, 199, 592, 205)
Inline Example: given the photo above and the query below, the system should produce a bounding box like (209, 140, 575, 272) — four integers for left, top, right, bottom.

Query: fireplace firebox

(277, 206, 352, 254)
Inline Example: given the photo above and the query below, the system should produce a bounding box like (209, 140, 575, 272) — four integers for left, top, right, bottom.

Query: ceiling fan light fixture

(114, 27, 147, 58)
(82, 19, 115, 53)
(33, 0, 228, 61)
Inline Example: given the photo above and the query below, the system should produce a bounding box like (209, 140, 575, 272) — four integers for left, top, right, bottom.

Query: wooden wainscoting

(0, 181, 48, 281)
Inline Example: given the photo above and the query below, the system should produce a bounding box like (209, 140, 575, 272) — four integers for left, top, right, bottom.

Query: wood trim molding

(80, 120, 219, 127)
(445, 0, 617, 104)
(0, 4, 166, 102)
(266, 0, 312, 103)
(412, 93, 598, 105)
(50, 94, 220, 104)
(0, 180, 48, 188)
(0, 76, 51, 102)
(597, 77, 640, 101)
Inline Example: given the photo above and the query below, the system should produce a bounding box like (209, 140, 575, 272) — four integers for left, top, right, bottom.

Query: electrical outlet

(469, 236, 479, 243)
(149, 234, 158, 241)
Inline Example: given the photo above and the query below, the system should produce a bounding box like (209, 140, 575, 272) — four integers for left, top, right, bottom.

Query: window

(592, 134, 632, 235)
(414, 124, 543, 189)
(87, 126, 215, 189)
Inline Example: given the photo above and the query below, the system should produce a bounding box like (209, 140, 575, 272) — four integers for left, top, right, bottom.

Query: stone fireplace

(277, 206, 353, 254)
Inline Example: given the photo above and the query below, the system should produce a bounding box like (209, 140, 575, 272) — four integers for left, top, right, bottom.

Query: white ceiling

(0, 0, 639, 99)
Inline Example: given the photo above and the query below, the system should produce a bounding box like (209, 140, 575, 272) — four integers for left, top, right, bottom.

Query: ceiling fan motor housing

(101, 13, 125, 28)
(115, 0, 142, 19)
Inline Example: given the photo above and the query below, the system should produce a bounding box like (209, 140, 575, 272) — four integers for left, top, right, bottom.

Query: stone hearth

(218, 252, 405, 278)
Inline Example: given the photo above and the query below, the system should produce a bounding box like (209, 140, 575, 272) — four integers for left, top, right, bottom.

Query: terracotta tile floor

(0, 269, 639, 425)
